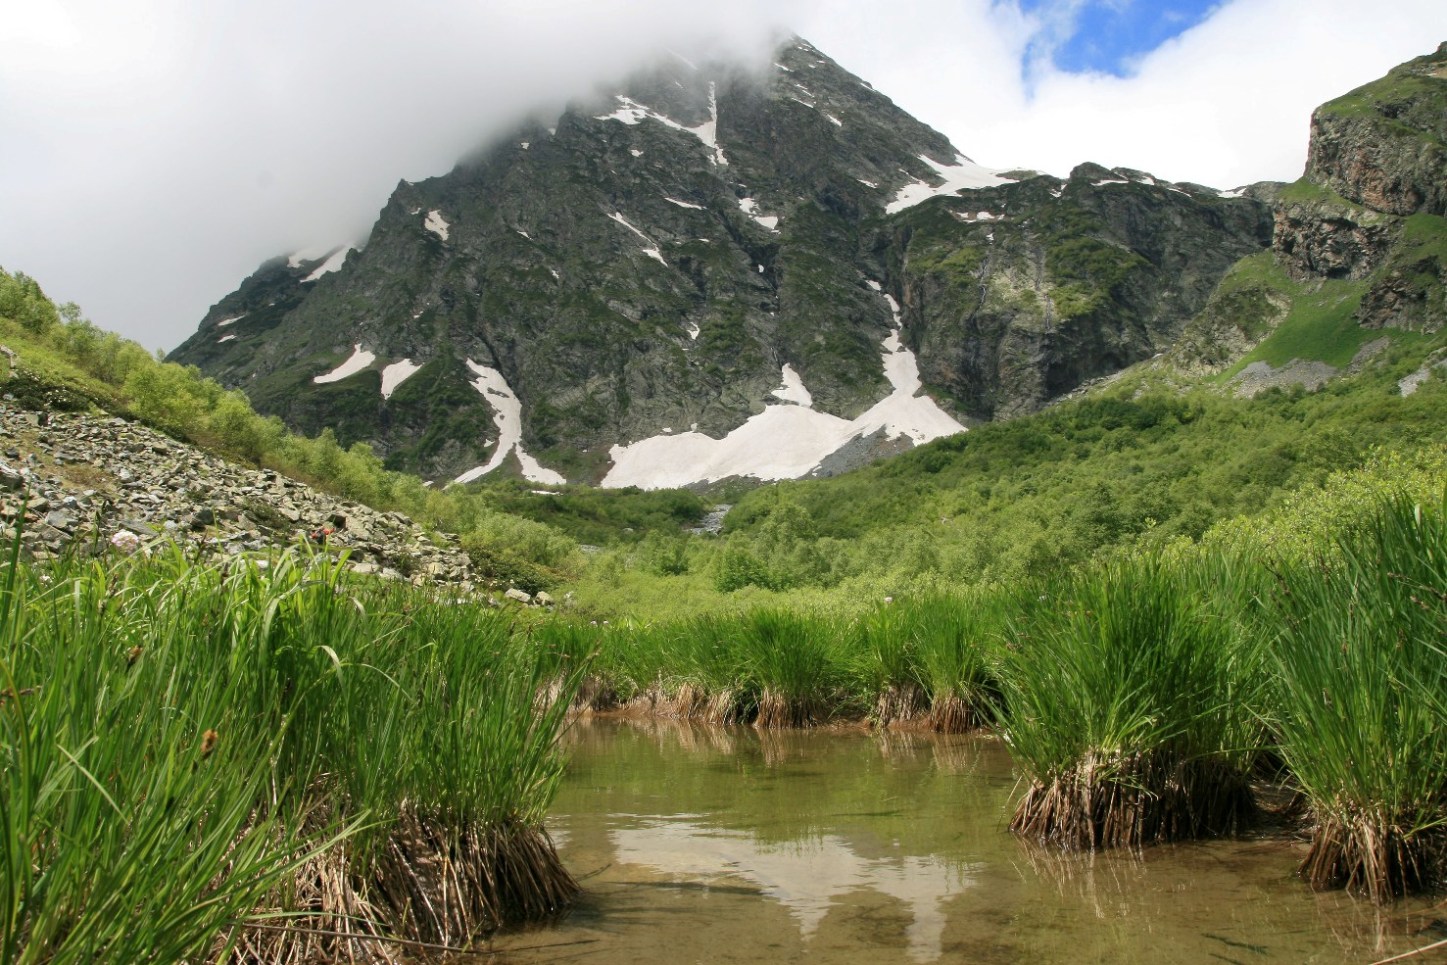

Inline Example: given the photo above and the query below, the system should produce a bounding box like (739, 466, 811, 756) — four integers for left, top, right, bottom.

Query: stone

(43, 510, 74, 531)
(504, 587, 533, 605)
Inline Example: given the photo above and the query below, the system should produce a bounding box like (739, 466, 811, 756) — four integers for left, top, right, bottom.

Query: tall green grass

(998, 552, 1264, 849)
(1268, 494, 1447, 901)
(0, 540, 584, 962)
(851, 593, 1004, 731)
(735, 608, 855, 728)
(0, 548, 332, 963)
(852, 602, 929, 726)
(911, 591, 1006, 732)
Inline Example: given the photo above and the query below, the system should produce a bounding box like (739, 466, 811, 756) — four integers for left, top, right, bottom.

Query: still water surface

(490, 720, 1443, 964)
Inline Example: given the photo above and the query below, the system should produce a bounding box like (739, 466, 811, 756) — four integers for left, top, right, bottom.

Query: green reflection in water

(488, 721, 1442, 965)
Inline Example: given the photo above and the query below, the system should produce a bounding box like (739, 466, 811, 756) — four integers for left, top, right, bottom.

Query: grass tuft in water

(0, 536, 584, 963)
(1268, 494, 1447, 901)
(999, 553, 1263, 849)
(736, 608, 854, 729)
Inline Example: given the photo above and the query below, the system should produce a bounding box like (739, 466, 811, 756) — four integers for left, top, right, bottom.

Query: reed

(1268, 495, 1447, 901)
(241, 575, 584, 959)
(636, 614, 758, 723)
(999, 552, 1263, 849)
(0, 547, 330, 964)
(532, 618, 616, 712)
(735, 608, 855, 728)
(852, 603, 929, 727)
(910, 591, 1005, 733)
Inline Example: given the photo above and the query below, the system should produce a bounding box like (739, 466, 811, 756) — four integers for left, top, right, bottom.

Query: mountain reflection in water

(613, 817, 977, 959)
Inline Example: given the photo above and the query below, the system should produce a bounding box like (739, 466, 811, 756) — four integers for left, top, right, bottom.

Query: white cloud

(0, 0, 1442, 351)
(801, 0, 1447, 186)
(0, 0, 785, 349)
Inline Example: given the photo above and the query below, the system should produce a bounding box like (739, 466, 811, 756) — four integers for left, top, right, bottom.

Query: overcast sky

(2, 0, 1443, 351)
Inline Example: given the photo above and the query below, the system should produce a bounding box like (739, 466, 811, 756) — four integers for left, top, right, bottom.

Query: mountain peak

(169, 36, 1271, 489)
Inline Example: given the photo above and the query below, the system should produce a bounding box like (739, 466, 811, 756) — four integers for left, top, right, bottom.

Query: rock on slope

(0, 401, 476, 587)
(171, 37, 1271, 488)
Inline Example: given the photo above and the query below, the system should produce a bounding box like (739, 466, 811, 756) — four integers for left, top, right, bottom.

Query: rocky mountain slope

(0, 400, 477, 588)
(171, 37, 1271, 488)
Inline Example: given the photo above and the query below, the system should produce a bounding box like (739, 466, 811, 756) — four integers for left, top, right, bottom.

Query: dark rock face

(171, 38, 1273, 483)
(1306, 43, 1447, 218)
(894, 164, 1271, 419)
(1359, 254, 1447, 334)
(1273, 200, 1398, 281)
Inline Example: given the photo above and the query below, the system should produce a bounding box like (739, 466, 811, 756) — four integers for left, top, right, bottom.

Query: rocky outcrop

(894, 163, 1271, 418)
(1266, 43, 1447, 337)
(1306, 42, 1447, 218)
(0, 401, 476, 588)
(1358, 254, 1446, 333)
(1273, 194, 1398, 281)
(1168, 282, 1291, 377)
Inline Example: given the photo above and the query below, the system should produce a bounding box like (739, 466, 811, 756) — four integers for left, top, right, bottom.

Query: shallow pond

(489, 720, 1443, 964)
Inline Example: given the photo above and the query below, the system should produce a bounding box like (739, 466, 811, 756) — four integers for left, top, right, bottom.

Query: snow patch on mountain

(738, 198, 779, 231)
(424, 210, 450, 241)
(602, 302, 964, 488)
(595, 83, 726, 166)
(380, 359, 422, 399)
(886, 155, 1009, 215)
(609, 212, 667, 266)
(302, 247, 353, 282)
(665, 197, 704, 210)
(453, 360, 565, 486)
(771, 364, 813, 406)
(216, 314, 245, 327)
(313, 345, 375, 384)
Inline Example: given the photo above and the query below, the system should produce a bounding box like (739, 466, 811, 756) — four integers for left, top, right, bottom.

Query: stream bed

(488, 720, 1443, 964)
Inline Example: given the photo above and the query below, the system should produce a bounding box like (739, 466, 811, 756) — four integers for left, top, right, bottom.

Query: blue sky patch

(1017, 0, 1222, 76)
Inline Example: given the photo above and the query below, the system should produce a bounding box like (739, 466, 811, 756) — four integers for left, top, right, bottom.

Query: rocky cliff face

(1306, 42, 1447, 218)
(891, 163, 1271, 418)
(1164, 44, 1447, 386)
(1272, 43, 1447, 335)
(171, 37, 1273, 487)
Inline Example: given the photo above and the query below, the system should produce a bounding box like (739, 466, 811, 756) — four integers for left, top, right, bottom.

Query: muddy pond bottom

(488, 720, 1444, 964)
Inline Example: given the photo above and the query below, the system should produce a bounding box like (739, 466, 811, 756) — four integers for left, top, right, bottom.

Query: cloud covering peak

(1, 0, 1443, 349)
